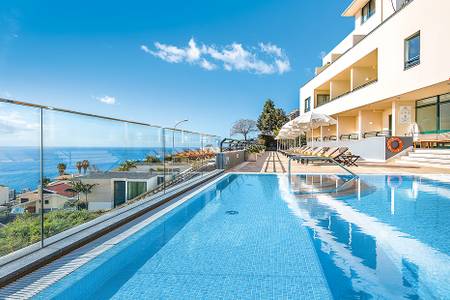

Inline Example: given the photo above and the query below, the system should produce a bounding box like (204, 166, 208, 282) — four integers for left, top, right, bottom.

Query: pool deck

(230, 151, 450, 175)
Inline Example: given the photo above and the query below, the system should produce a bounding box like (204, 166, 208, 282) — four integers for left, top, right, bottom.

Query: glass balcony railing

(0, 98, 221, 259)
(315, 79, 378, 108)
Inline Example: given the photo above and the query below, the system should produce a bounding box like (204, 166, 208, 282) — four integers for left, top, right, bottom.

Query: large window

(316, 94, 330, 107)
(361, 0, 375, 24)
(416, 93, 450, 133)
(127, 181, 147, 200)
(405, 32, 420, 69)
(304, 97, 311, 112)
(440, 93, 450, 132)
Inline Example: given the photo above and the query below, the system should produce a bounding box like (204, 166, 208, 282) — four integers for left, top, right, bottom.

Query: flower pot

(247, 153, 258, 162)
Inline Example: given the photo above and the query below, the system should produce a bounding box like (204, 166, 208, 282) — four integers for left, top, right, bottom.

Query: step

(413, 149, 450, 155)
(405, 153, 450, 160)
(400, 156, 450, 165)
(396, 160, 450, 169)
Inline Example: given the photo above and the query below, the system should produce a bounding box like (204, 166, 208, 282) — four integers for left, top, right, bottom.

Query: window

(304, 97, 311, 112)
(127, 181, 147, 200)
(416, 93, 450, 133)
(44, 200, 49, 204)
(361, 0, 375, 24)
(405, 32, 420, 69)
(440, 93, 450, 132)
(316, 94, 330, 107)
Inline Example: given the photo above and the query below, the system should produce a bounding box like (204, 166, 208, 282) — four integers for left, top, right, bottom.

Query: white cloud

(95, 96, 116, 105)
(259, 43, 283, 57)
(200, 59, 216, 70)
(0, 111, 39, 134)
(141, 38, 290, 75)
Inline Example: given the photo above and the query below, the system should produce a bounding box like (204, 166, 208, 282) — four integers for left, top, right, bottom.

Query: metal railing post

(39, 108, 44, 248)
(162, 128, 166, 194)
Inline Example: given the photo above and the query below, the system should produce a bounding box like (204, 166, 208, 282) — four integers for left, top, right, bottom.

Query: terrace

(0, 97, 450, 299)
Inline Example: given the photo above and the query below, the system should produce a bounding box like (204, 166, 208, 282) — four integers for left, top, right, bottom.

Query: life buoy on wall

(387, 137, 404, 153)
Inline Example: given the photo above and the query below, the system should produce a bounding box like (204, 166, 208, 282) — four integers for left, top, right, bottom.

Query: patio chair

(334, 149, 360, 167)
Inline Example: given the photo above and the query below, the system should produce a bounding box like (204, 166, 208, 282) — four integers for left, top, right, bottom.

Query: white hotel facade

(299, 0, 450, 150)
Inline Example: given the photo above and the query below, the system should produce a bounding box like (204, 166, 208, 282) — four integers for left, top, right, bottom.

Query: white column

(391, 100, 397, 136)
(336, 116, 340, 141)
(358, 110, 363, 140)
(320, 126, 323, 141)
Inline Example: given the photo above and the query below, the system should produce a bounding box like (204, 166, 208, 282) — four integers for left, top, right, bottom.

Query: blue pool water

(34, 174, 450, 299)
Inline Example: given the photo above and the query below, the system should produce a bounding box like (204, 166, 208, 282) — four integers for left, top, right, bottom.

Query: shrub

(0, 210, 101, 256)
(246, 144, 266, 154)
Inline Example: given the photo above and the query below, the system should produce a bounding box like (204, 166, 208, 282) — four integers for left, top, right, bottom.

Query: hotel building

(299, 0, 450, 160)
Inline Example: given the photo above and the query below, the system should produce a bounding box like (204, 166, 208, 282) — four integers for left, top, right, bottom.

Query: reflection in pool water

(279, 174, 450, 299)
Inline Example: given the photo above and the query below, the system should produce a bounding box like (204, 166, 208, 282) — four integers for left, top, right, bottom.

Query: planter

(247, 153, 259, 162)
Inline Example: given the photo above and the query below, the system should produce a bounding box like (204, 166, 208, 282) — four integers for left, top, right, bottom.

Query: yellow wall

(322, 125, 336, 136)
(338, 116, 357, 135)
(330, 80, 350, 99)
(351, 66, 378, 89)
(360, 110, 383, 133)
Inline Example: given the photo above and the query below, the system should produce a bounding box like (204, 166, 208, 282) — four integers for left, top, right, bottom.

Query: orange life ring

(387, 137, 404, 153)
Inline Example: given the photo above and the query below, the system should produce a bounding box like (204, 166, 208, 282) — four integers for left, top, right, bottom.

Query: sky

(0, 0, 354, 143)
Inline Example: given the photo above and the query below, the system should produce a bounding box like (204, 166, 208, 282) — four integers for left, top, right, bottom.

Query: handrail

(0, 97, 220, 137)
(287, 155, 358, 177)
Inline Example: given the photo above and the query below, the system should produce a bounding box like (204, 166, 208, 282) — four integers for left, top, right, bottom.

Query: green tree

(117, 160, 137, 171)
(42, 177, 51, 188)
(257, 99, 288, 146)
(57, 163, 67, 176)
(66, 180, 97, 209)
(145, 155, 161, 163)
(81, 160, 90, 174)
(76, 161, 83, 174)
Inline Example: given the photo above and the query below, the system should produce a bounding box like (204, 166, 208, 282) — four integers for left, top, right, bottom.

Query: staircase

(396, 149, 450, 169)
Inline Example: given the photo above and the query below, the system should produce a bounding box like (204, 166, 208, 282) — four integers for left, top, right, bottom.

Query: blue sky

(0, 0, 353, 139)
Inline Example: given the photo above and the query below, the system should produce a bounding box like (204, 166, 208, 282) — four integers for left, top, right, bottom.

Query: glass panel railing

(0, 99, 221, 259)
(0, 103, 42, 257)
(41, 109, 164, 242)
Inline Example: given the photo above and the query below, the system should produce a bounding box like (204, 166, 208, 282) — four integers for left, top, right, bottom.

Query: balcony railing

(316, 79, 378, 108)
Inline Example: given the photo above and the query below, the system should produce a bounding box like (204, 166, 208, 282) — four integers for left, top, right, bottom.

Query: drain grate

(225, 210, 239, 215)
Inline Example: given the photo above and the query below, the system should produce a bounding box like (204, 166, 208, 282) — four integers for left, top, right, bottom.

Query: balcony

(314, 50, 378, 108)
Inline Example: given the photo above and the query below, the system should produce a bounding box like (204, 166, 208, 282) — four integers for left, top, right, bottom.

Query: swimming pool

(21, 174, 450, 298)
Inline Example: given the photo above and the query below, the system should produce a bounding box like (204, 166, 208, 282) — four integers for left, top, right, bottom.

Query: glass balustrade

(0, 99, 221, 258)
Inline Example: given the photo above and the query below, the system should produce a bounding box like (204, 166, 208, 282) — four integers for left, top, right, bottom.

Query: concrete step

(406, 153, 450, 160)
(396, 160, 450, 169)
(412, 149, 450, 155)
(400, 156, 450, 165)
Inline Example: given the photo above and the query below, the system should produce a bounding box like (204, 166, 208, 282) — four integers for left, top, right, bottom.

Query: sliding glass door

(416, 93, 450, 133)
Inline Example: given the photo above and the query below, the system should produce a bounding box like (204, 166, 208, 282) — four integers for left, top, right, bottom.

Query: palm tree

(42, 177, 51, 188)
(57, 163, 67, 176)
(117, 160, 137, 171)
(76, 161, 83, 174)
(81, 160, 90, 174)
(66, 179, 97, 209)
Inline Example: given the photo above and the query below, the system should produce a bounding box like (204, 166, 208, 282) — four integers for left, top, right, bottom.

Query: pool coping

(0, 170, 224, 288)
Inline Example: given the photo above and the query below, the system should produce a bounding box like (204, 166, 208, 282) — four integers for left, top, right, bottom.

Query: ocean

(0, 147, 192, 192)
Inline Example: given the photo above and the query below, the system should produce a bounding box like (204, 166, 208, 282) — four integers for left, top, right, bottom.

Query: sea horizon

(0, 146, 202, 193)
